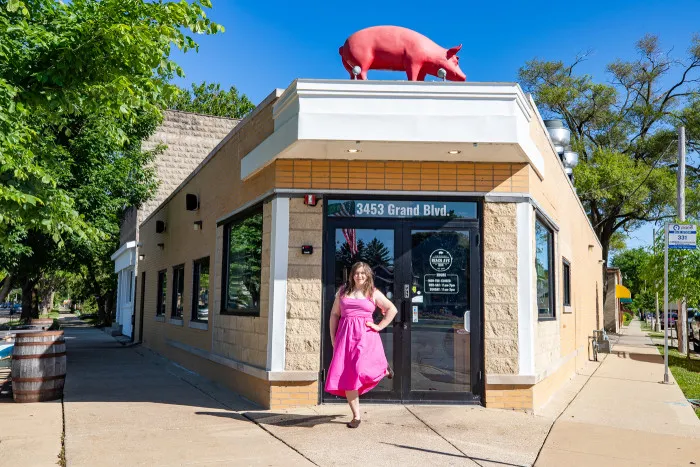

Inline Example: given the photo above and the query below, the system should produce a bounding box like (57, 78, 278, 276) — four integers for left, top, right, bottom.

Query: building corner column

(267, 196, 289, 372)
(517, 202, 535, 376)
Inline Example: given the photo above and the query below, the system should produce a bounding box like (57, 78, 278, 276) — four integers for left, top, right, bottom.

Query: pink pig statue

(339, 26, 466, 82)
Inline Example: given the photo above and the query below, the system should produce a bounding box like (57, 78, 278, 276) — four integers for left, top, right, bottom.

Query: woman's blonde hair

(345, 261, 375, 297)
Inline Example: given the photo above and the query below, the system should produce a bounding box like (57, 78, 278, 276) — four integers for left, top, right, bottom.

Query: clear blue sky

(172, 0, 700, 253)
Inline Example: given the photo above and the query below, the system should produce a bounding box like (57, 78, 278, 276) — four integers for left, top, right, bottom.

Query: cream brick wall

(135, 93, 280, 380)
(526, 114, 602, 378)
(483, 202, 519, 375)
(284, 198, 323, 372)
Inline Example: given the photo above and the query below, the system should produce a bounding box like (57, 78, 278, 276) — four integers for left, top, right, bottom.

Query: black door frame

(320, 196, 484, 404)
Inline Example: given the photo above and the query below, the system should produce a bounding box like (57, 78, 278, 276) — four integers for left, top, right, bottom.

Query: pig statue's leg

(342, 60, 355, 79)
(405, 62, 423, 81)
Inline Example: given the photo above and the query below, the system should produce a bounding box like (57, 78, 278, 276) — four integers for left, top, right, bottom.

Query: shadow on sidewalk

(614, 351, 663, 363)
(60, 317, 256, 412)
(239, 412, 345, 427)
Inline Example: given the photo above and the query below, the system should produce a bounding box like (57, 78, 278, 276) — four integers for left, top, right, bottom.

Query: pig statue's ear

(447, 44, 462, 58)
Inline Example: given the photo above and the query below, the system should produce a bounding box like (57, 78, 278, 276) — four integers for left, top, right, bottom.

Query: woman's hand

(365, 321, 381, 332)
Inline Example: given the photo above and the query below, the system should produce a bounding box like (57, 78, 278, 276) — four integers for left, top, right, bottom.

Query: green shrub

(623, 312, 633, 326)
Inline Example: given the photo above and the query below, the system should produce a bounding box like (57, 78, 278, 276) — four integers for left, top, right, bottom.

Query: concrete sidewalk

(3, 315, 698, 466)
(60, 316, 311, 466)
(60, 315, 553, 466)
(536, 319, 700, 466)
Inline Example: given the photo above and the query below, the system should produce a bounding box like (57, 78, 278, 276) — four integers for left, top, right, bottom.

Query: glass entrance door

(404, 228, 479, 401)
(323, 224, 401, 400)
(322, 201, 481, 403)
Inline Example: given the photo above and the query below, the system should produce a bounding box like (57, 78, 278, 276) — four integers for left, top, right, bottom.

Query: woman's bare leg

(346, 390, 360, 420)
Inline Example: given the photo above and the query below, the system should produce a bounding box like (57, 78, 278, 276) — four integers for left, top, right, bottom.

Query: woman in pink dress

(325, 261, 398, 428)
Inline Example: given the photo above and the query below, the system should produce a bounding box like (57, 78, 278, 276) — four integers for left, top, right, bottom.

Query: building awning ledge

(241, 79, 545, 180)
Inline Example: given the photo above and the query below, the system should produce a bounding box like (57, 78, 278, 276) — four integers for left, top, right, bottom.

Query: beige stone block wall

(139, 111, 238, 222)
(285, 197, 323, 372)
(483, 202, 519, 375)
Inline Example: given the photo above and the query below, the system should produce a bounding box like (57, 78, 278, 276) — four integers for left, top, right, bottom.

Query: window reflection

(536, 219, 554, 318)
(224, 210, 263, 314)
(156, 270, 166, 316)
(172, 265, 184, 318)
(193, 257, 210, 322)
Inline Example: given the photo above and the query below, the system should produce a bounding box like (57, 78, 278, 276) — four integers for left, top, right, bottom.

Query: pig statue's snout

(443, 44, 466, 82)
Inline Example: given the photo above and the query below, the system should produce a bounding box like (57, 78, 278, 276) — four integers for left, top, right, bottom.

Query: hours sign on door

(668, 224, 697, 250)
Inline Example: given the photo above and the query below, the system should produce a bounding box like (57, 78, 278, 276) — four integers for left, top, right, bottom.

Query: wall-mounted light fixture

(156, 220, 166, 233)
(138, 254, 145, 261)
(157, 243, 164, 250)
(185, 193, 199, 211)
(447, 150, 461, 155)
(193, 220, 203, 231)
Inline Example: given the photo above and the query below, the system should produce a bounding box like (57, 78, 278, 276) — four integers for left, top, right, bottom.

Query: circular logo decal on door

(429, 249, 453, 272)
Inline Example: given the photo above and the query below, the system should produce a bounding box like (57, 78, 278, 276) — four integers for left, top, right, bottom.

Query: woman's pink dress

(325, 291, 388, 397)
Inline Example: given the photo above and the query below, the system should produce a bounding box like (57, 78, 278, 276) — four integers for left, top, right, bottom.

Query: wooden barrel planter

(11, 331, 66, 402)
(29, 319, 55, 331)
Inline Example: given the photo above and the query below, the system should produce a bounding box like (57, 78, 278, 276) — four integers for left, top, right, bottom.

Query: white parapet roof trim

(241, 79, 545, 179)
(110, 241, 136, 261)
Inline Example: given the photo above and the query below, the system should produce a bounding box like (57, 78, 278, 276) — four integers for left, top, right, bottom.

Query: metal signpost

(664, 223, 697, 383)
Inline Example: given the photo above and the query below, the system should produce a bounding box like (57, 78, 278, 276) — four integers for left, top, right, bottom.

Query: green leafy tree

(612, 247, 656, 315)
(171, 82, 255, 118)
(0, 0, 223, 321)
(519, 35, 700, 263)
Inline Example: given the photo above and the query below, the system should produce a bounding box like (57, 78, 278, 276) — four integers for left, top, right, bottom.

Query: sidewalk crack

(404, 406, 526, 467)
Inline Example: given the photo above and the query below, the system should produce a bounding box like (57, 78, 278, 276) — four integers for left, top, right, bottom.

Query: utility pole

(677, 127, 688, 356)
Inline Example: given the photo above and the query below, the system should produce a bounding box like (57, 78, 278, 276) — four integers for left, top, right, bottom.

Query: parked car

(690, 310, 700, 346)
(660, 313, 678, 330)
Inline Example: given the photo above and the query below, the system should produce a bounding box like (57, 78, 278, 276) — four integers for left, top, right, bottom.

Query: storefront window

(192, 257, 210, 322)
(171, 264, 184, 319)
(536, 218, 555, 319)
(223, 209, 263, 315)
(156, 270, 167, 316)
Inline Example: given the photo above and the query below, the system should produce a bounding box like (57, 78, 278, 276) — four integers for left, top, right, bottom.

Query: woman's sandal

(387, 365, 394, 379)
(347, 418, 361, 428)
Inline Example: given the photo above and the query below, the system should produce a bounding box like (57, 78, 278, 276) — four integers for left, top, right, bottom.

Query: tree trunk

(0, 274, 13, 303)
(655, 291, 660, 332)
(105, 290, 115, 327)
(20, 279, 38, 322)
(37, 280, 56, 316)
(96, 295, 107, 326)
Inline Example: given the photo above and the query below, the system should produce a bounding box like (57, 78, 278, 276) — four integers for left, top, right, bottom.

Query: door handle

(464, 310, 470, 333)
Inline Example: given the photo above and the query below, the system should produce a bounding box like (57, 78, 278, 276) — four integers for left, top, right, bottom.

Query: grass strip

(655, 345, 700, 419)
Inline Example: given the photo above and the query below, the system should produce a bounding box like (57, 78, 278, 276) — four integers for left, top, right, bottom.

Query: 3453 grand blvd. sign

(327, 200, 477, 219)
